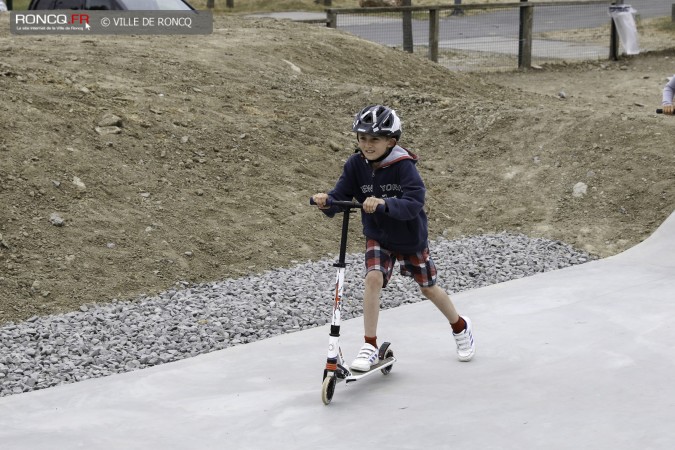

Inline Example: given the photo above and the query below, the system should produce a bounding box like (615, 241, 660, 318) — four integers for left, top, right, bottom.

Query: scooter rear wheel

(381, 348, 394, 375)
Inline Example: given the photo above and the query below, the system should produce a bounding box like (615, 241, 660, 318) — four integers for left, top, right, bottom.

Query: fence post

(402, 0, 413, 53)
(609, 0, 624, 60)
(206, 0, 214, 8)
(452, 0, 464, 16)
(6, 0, 12, 10)
(327, 9, 337, 28)
(226, 0, 234, 8)
(672, 3, 674, 22)
(518, 0, 533, 69)
(429, 8, 439, 62)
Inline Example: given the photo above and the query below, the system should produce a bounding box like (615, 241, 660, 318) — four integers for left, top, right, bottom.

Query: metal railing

(325, 1, 622, 71)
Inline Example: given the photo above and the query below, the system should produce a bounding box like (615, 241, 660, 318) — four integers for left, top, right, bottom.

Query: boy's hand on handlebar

(363, 197, 385, 214)
(663, 105, 674, 115)
(312, 193, 330, 209)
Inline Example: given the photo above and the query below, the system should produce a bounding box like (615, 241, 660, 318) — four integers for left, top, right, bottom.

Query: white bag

(609, 5, 640, 55)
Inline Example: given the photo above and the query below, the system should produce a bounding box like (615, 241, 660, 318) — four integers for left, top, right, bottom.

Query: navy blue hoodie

(324, 145, 428, 254)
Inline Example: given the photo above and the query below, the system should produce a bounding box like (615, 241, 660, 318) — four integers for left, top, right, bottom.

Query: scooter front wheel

(321, 375, 337, 405)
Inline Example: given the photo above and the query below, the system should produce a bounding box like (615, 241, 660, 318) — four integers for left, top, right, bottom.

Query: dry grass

(9, 0, 31, 9)
(535, 16, 675, 52)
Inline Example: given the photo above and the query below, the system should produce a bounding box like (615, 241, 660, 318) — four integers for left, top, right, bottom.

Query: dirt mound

(0, 14, 673, 324)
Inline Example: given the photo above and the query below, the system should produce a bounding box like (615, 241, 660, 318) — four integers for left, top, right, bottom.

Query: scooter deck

(345, 356, 397, 383)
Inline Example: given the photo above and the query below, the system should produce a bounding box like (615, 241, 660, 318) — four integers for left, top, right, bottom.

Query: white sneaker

(453, 316, 475, 362)
(350, 343, 378, 372)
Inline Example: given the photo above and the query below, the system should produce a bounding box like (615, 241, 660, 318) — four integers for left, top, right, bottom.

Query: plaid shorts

(365, 239, 437, 288)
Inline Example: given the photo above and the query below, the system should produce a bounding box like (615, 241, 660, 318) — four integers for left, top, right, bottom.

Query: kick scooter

(310, 198, 396, 405)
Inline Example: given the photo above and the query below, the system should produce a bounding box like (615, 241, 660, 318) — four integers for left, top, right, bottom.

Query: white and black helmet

(351, 105, 402, 139)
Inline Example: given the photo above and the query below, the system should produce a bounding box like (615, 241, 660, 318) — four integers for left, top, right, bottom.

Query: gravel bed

(0, 233, 594, 397)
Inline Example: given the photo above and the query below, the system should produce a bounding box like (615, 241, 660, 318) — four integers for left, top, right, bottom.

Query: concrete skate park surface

(1, 210, 674, 449)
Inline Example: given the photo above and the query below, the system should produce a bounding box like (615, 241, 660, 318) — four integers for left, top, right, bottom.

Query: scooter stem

(335, 210, 351, 268)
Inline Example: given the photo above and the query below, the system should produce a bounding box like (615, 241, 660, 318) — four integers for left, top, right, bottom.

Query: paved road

(338, 0, 673, 47)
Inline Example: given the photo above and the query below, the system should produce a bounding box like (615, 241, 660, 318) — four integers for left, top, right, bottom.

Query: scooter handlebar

(310, 197, 363, 209)
(310, 197, 387, 213)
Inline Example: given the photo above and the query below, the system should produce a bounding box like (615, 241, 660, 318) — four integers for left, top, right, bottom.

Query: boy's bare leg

(363, 270, 383, 337)
(420, 285, 460, 325)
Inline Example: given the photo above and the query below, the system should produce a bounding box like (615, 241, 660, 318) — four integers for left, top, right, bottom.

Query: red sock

(451, 317, 467, 334)
(365, 335, 378, 348)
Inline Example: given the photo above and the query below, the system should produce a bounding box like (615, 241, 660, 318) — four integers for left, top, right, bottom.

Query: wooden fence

(324, 1, 623, 69)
